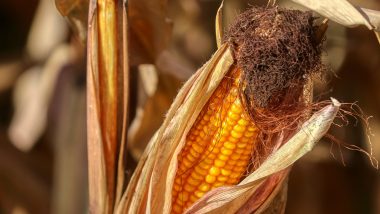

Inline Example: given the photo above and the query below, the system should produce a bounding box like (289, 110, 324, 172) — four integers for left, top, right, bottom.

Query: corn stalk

(86, 0, 128, 212)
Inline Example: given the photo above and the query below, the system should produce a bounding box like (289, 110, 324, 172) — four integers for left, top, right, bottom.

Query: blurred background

(0, 0, 379, 213)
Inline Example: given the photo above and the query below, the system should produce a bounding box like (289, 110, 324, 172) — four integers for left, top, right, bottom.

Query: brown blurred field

(0, 0, 379, 213)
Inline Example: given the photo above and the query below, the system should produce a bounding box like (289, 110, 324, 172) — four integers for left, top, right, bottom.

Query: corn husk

(215, 1, 224, 49)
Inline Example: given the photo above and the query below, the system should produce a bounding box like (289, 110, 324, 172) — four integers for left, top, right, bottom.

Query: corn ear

(118, 33, 340, 213)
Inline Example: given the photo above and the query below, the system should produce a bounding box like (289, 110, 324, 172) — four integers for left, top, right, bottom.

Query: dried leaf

(185, 99, 341, 214)
(291, 0, 372, 29)
(115, 1, 130, 207)
(215, 1, 224, 48)
(359, 8, 380, 31)
(87, 0, 129, 212)
(291, 1, 380, 46)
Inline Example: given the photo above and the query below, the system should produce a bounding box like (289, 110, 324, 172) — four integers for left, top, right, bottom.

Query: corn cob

(171, 67, 259, 213)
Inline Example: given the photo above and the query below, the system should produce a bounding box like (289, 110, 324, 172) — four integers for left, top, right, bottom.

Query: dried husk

(291, 0, 372, 28)
(215, 1, 224, 49)
(291, 0, 380, 44)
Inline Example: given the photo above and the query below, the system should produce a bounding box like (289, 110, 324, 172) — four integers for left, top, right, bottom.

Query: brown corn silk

(225, 6, 323, 133)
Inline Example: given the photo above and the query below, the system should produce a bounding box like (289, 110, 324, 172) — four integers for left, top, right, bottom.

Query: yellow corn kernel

(221, 168, 232, 176)
(194, 190, 204, 198)
(230, 153, 241, 160)
(185, 185, 196, 193)
(217, 154, 229, 161)
(172, 204, 182, 213)
(214, 182, 225, 188)
(205, 175, 216, 183)
(230, 172, 241, 179)
(217, 176, 228, 182)
(231, 130, 243, 138)
(224, 141, 236, 150)
(238, 118, 249, 126)
(199, 183, 211, 192)
(191, 172, 203, 181)
(188, 177, 201, 186)
(171, 68, 259, 214)
(221, 147, 233, 156)
(209, 166, 221, 176)
(214, 159, 226, 167)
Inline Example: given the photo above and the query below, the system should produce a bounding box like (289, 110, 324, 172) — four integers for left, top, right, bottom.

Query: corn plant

(56, 0, 380, 213)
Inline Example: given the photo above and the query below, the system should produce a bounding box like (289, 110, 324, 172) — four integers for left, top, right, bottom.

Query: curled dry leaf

(292, 0, 380, 30)
(215, 1, 224, 49)
(359, 8, 380, 31)
(291, 0, 372, 28)
(291, 0, 380, 44)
